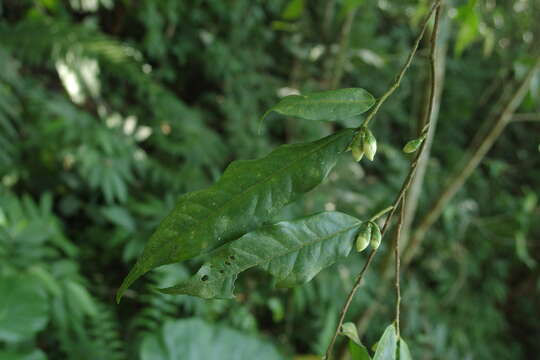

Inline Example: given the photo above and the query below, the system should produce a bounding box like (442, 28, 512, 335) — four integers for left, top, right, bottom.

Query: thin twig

(512, 113, 540, 122)
(323, 3, 443, 359)
(395, 2, 442, 340)
(359, 0, 441, 129)
(393, 196, 406, 338)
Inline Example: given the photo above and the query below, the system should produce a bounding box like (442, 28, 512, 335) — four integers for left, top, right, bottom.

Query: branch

(400, 13, 449, 243)
(393, 0, 442, 340)
(323, 2, 442, 358)
(512, 113, 540, 122)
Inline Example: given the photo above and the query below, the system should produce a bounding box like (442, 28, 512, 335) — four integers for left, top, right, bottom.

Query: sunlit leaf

(454, 0, 480, 57)
(159, 212, 362, 299)
(282, 0, 305, 20)
(262, 88, 375, 123)
(117, 129, 354, 302)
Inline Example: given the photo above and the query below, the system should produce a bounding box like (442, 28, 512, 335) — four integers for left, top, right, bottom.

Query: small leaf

(349, 341, 372, 360)
(341, 322, 361, 345)
(159, 212, 362, 299)
(117, 129, 354, 302)
(282, 0, 305, 20)
(399, 338, 412, 360)
(373, 324, 397, 360)
(262, 88, 375, 123)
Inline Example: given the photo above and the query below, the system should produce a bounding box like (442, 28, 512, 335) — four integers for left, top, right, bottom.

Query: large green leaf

(373, 324, 397, 360)
(0, 274, 49, 342)
(160, 212, 362, 299)
(139, 318, 284, 360)
(117, 129, 354, 302)
(262, 88, 375, 122)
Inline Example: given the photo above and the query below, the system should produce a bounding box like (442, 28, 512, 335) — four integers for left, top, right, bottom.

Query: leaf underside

(373, 324, 397, 360)
(262, 88, 375, 123)
(116, 129, 354, 302)
(399, 338, 412, 360)
(159, 211, 362, 299)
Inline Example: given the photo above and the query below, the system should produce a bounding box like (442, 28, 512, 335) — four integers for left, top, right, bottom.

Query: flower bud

(370, 221, 382, 250)
(362, 127, 377, 161)
(355, 222, 372, 252)
(403, 136, 425, 153)
(350, 132, 365, 162)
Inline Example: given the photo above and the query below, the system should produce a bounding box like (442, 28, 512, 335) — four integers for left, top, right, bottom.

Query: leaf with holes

(159, 212, 362, 299)
(261, 88, 375, 123)
(116, 129, 354, 302)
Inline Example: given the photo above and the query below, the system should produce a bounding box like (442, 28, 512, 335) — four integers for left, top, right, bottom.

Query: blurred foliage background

(0, 0, 539, 359)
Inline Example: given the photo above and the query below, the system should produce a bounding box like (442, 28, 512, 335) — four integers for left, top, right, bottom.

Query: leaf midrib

(179, 130, 351, 243)
(223, 219, 361, 275)
(286, 99, 373, 106)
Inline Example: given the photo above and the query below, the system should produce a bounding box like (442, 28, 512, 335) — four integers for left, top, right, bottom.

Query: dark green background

(0, 0, 539, 359)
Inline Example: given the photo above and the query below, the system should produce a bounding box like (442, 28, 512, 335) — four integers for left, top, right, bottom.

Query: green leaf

(159, 212, 362, 299)
(373, 324, 397, 360)
(341, 322, 361, 345)
(262, 88, 375, 123)
(139, 318, 284, 360)
(0, 274, 49, 342)
(399, 338, 412, 360)
(117, 129, 354, 302)
(349, 341, 372, 360)
(342, 322, 371, 360)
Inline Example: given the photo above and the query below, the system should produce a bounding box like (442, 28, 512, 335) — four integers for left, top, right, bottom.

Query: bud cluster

(349, 126, 377, 162)
(355, 221, 382, 252)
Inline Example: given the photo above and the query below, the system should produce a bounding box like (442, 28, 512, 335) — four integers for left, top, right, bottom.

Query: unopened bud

(370, 221, 382, 249)
(355, 222, 372, 252)
(362, 127, 377, 161)
(403, 137, 425, 153)
(350, 132, 365, 162)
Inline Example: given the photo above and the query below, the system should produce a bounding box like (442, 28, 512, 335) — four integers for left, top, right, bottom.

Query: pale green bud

(355, 222, 372, 252)
(350, 132, 365, 161)
(362, 127, 377, 161)
(403, 136, 425, 153)
(370, 221, 382, 249)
